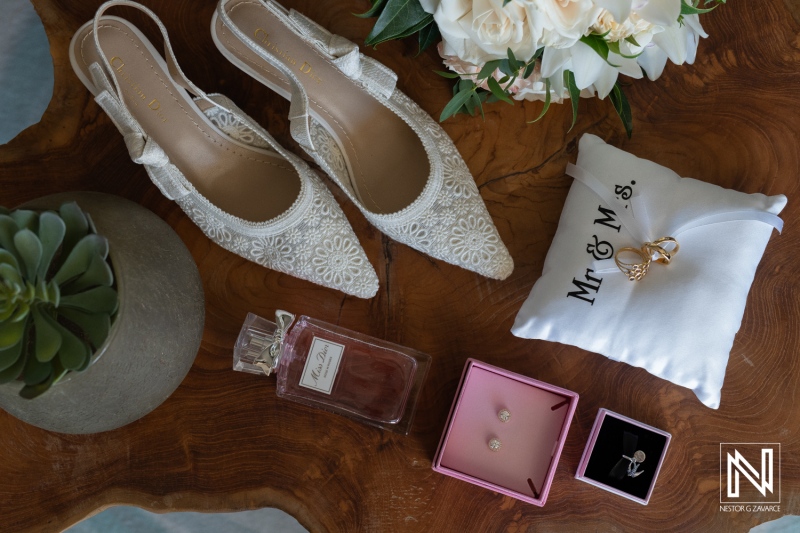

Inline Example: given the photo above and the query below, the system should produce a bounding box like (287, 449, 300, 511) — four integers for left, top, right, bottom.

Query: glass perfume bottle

(233, 311, 431, 434)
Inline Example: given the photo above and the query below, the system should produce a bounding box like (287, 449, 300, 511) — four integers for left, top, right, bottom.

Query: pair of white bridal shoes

(70, 0, 514, 298)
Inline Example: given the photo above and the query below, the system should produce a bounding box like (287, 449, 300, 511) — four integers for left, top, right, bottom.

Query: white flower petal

(652, 23, 688, 64)
(569, 41, 607, 89)
(419, 0, 440, 14)
(636, 0, 681, 27)
(594, 0, 633, 22)
(636, 43, 669, 80)
(593, 65, 619, 99)
(541, 46, 570, 78)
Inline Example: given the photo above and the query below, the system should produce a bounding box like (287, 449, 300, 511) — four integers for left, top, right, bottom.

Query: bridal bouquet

(359, 0, 724, 136)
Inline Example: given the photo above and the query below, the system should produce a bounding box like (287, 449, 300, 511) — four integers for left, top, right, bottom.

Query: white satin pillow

(512, 134, 786, 408)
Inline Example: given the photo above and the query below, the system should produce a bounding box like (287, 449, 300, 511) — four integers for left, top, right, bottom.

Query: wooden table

(2, 1, 798, 531)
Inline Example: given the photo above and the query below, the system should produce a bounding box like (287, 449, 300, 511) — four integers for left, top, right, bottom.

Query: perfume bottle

(233, 311, 431, 434)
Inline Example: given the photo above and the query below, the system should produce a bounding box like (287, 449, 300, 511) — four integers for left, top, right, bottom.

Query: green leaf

(22, 349, 51, 386)
(681, 0, 717, 15)
(59, 308, 110, 351)
(36, 212, 66, 282)
(32, 306, 62, 362)
(0, 339, 27, 384)
(607, 40, 643, 59)
(440, 84, 475, 122)
(609, 82, 633, 138)
(0, 317, 27, 350)
(52, 234, 109, 286)
(0, 249, 19, 271)
(61, 253, 114, 295)
(527, 77, 552, 124)
(59, 286, 119, 315)
(393, 13, 433, 40)
(19, 373, 56, 399)
(13, 229, 42, 282)
(503, 0, 512, 5)
(58, 202, 89, 261)
(498, 59, 515, 77)
(625, 35, 641, 48)
(478, 59, 503, 80)
(354, 0, 387, 18)
(522, 61, 536, 79)
(487, 77, 514, 105)
(418, 21, 440, 54)
(564, 70, 580, 132)
(50, 319, 90, 371)
(434, 70, 462, 79)
(0, 337, 24, 373)
(10, 210, 38, 233)
(365, 0, 430, 46)
(506, 48, 519, 72)
(0, 215, 22, 265)
(579, 35, 620, 67)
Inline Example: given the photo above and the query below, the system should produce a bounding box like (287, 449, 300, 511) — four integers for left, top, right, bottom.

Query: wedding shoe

(212, 0, 515, 280)
(69, 1, 379, 298)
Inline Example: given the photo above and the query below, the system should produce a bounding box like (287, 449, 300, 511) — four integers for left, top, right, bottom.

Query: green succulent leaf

(52, 235, 109, 286)
(0, 207, 8, 216)
(13, 229, 43, 282)
(58, 308, 110, 350)
(19, 373, 56, 399)
(365, 0, 430, 46)
(37, 212, 66, 282)
(58, 202, 89, 262)
(0, 316, 27, 350)
(62, 253, 114, 295)
(0, 337, 24, 373)
(10, 210, 38, 233)
(50, 359, 69, 385)
(0, 249, 20, 271)
(32, 306, 62, 362)
(0, 340, 27, 384)
(43, 315, 90, 371)
(22, 349, 51, 386)
(0, 215, 22, 265)
(59, 286, 119, 315)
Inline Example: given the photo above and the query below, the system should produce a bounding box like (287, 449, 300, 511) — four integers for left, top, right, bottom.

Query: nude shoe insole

(72, 16, 300, 222)
(214, 0, 430, 216)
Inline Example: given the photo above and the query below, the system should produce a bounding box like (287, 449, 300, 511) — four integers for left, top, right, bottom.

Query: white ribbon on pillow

(565, 163, 784, 274)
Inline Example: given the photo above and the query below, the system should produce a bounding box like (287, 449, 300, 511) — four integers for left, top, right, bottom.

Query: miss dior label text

(300, 337, 344, 394)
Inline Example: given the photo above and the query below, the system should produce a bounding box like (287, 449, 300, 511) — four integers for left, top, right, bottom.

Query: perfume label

(299, 337, 344, 394)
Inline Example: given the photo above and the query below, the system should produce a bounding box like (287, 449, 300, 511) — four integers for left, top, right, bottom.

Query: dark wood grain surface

(1, 1, 798, 531)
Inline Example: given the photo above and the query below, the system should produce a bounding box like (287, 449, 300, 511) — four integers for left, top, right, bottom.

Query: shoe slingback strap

(216, 0, 398, 151)
(283, 8, 398, 101)
(216, 0, 317, 153)
(89, 1, 242, 200)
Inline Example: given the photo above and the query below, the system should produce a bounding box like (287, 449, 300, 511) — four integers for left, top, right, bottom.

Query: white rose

(429, 0, 544, 64)
(526, 0, 602, 48)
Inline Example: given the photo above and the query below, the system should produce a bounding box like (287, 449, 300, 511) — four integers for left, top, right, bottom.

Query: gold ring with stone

(644, 237, 679, 264)
(614, 247, 651, 281)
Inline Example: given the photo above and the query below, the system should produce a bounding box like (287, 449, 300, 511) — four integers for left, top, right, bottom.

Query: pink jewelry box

(575, 409, 671, 505)
(432, 359, 579, 506)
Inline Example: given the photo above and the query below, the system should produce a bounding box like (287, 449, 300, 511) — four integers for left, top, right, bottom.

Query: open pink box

(575, 409, 671, 505)
(432, 359, 579, 506)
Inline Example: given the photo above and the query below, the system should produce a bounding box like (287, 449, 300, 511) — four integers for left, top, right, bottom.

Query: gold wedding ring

(614, 247, 651, 281)
(614, 237, 679, 281)
(644, 237, 679, 264)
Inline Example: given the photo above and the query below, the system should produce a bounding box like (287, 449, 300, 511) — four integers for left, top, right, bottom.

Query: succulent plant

(0, 202, 118, 399)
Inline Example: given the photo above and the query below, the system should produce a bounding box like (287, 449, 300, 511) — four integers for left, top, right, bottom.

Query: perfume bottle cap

(233, 310, 295, 376)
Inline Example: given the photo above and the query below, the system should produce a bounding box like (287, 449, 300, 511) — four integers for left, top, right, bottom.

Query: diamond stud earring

(488, 438, 502, 452)
(498, 409, 511, 423)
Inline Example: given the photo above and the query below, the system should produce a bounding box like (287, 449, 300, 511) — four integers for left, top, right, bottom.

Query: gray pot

(0, 192, 204, 434)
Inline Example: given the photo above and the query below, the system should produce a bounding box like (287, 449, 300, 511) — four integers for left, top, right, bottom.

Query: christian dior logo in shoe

(108, 56, 167, 123)
(253, 29, 322, 84)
